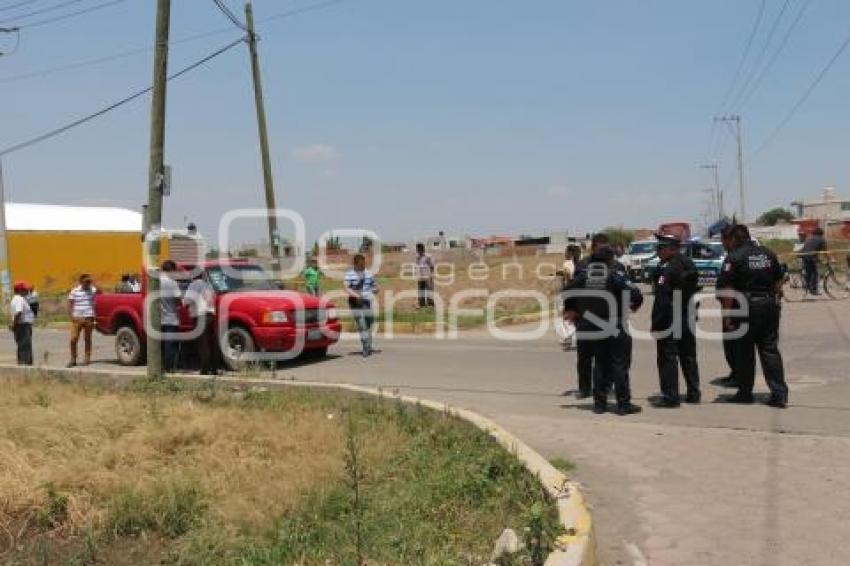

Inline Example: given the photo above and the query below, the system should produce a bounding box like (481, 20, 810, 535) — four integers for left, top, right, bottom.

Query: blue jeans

(352, 309, 374, 354)
(162, 324, 181, 371)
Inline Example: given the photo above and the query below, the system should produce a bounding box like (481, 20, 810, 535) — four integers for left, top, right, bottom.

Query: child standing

(303, 257, 322, 296)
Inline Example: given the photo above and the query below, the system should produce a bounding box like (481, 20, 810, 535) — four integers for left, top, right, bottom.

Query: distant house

(791, 187, 850, 222)
(417, 231, 465, 250)
(381, 242, 408, 253)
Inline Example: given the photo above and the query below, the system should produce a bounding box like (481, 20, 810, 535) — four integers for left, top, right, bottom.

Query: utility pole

(245, 0, 282, 277)
(715, 115, 745, 221)
(145, 0, 172, 380)
(700, 162, 723, 219)
(0, 158, 10, 302)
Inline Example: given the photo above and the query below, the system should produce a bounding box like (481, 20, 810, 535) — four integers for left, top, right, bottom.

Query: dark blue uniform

(651, 253, 701, 404)
(565, 252, 643, 412)
(716, 243, 788, 404)
(716, 253, 739, 386)
(571, 257, 594, 396)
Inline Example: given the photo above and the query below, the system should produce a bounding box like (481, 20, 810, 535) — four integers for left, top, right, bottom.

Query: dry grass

(311, 251, 566, 316)
(0, 377, 404, 558)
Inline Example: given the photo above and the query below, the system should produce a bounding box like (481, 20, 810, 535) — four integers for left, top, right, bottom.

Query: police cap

(654, 233, 681, 248)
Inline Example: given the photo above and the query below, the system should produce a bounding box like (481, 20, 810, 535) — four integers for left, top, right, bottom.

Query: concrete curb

(0, 364, 597, 565)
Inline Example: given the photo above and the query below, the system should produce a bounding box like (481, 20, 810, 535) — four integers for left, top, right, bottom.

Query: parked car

(95, 260, 342, 370)
(620, 239, 659, 281)
(641, 239, 725, 287)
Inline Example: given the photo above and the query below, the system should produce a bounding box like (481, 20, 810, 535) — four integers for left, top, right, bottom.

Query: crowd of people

(562, 223, 789, 415)
(5, 231, 795, 406)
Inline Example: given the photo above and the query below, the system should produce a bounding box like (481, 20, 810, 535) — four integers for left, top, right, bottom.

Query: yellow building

(5, 203, 144, 294)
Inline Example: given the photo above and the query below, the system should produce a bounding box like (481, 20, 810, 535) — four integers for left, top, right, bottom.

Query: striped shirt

(68, 285, 97, 319)
(344, 269, 377, 302)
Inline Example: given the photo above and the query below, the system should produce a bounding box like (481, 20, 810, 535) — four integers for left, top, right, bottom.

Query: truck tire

(222, 325, 256, 372)
(305, 346, 328, 359)
(115, 325, 144, 366)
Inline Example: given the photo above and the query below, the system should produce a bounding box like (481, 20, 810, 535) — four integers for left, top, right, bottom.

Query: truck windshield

(629, 242, 657, 255)
(206, 265, 280, 292)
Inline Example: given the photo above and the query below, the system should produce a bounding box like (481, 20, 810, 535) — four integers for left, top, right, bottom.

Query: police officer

(717, 224, 789, 408)
(650, 233, 701, 407)
(569, 234, 608, 398)
(564, 242, 644, 415)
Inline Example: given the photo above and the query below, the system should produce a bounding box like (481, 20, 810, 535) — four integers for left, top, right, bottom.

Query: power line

(0, 25, 234, 82)
(753, 28, 850, 157)
(716, 0, 768, 114)
(0, 0, 345, 83)
(260, 0, 344, 24)
(0, 0, 87, 24)
(0, 0, 40, 14)
(0, 36, 245, 158)
(12, 0, 129, 30)
(728, 0, 792, 112)
(0, 25, 19, 55)
(212, 0, 246, 32)
(736, 0, 814, 111)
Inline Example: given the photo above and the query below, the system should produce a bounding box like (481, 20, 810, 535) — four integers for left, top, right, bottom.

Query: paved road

(3, 298, 850, 565)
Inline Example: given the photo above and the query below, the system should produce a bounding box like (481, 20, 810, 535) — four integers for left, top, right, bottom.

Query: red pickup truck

(95, 260, 341, 370)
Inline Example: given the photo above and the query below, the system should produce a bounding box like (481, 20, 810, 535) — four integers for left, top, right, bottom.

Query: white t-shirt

(160, 274, 182, 326)
(68, 285, 97, 318)
(562, 259, 576, 280)
(10, 295, 34, 325)
(183, 278, 215, 318)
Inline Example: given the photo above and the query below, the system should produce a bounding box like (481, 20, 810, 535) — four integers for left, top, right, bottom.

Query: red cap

(13, 281, 32, 293)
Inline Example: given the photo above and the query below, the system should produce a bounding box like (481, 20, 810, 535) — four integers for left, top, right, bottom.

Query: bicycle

(783, 254, 850, 301)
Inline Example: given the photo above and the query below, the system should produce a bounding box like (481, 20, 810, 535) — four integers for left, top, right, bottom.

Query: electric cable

(0, 36, 245, 158)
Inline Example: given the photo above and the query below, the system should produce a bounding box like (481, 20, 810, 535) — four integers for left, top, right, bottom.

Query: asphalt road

(2, 297, 849, 565)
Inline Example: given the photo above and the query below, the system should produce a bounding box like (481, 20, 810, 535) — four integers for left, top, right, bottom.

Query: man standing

(565, 243, 644, 415)
(67, 274, 97, 367)
(303, 257, 322, 296)
(345, 254, 379, 358)
(183, 271, 218, 375)
(717, 224, 789, 408)
(800, 228, 826, 295)
(650, 234, 701, 407)
(570, 234, 615, 398)
(9, 282, 34, 366)
(160, 260, 182, 372)
(414, 243, 435, 309)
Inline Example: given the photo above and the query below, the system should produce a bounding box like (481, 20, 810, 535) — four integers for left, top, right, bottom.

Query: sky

(1, 0, 850, 249)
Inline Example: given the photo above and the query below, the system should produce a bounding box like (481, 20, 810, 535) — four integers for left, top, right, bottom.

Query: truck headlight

(262, 310, 289, 324)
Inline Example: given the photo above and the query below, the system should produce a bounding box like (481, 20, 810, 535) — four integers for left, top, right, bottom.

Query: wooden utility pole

(715, 115, 745, 222)
(145, 0, 172, 379)
(245, 0, 282, 277)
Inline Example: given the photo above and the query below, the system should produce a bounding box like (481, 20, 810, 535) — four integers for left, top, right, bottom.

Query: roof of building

(4, 202, 142, 233)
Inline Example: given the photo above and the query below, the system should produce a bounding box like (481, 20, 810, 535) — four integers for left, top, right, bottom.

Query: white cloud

(291, 144, 337, 163)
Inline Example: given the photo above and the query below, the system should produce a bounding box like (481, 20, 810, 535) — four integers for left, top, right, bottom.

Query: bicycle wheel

(824, 271, 850, 300)
(783, 272, 805, 302)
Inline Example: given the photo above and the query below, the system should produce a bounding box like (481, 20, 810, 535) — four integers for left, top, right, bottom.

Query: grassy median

(0, 377, 561, 565)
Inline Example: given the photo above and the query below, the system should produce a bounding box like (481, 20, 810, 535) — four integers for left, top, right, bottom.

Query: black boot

(616, 402, 642, 416)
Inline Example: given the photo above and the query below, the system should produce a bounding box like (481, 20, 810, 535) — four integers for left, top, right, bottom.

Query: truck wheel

(222, 326, 256, 371)
(304, 346, 329, 359)
(115, 326, 144, 366)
